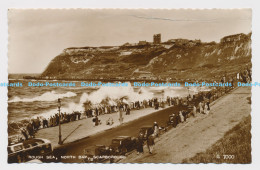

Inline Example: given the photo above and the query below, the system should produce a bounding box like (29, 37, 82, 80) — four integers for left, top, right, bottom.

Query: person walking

(147, 134, 155, 154)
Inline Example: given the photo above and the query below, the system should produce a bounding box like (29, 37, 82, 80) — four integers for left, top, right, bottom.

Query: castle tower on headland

(153, 34, 161, 44)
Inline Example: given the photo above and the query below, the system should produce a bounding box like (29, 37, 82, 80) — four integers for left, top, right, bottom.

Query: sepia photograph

(7, 8, 252, 164)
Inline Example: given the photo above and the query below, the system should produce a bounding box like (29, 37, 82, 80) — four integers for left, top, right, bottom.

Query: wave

(78, 82, 154, 105)
(8, 91, 77, 103)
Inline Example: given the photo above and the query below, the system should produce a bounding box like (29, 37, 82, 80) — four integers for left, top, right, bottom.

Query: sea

(7, 79, 207, 135)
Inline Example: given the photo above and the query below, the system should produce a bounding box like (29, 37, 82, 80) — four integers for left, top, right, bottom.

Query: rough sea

(8, 79, 204, 135)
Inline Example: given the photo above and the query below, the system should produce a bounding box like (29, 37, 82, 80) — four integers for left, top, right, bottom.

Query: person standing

(126, 105, 130, 115)
(199, 101, 203, 114)
(147, 134, 155, 154)
(179, 111, 184, 123)
(95, 115, 100, 126)
(237, 72, 240, 81)
(172, 113, 178, 128)
(153, 122, 159, 137)
(20, 127, 28, 140)
(206, 99, 210, 111)
(27, 121, 34, 138)
(176, 97, 179, 106)
(204, 104, 209, 115)
(136, 137, 144, 155)
(192, 105, 197, 117)
(119, 107, 124, 124)
(43, 118, 48, 128)
(92, 116, 97, 127)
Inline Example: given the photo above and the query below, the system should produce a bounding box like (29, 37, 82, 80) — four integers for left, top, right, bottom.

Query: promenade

(35, 106, 171, 149)
(120, 87, 251, 163)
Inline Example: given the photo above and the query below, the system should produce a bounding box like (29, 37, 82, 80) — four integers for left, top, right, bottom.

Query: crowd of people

(16, 67, 251, 142)
(131, 67, 252, 156)
(14, 97, 163, 140)
(19, 111, 83, 140)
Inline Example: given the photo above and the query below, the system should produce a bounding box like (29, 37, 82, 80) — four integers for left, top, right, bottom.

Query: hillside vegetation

(182, 115, 251, 164)
(41, 33, 252, 80)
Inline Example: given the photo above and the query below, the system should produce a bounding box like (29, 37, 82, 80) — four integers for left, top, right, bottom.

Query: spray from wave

(34, 83, 155, 119)
(33, 83, 201, 119)
(79, 83, 154, 105)
(8, 91, 77, 103)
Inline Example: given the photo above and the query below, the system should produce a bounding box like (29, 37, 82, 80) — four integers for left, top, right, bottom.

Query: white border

(0, 0, 259, 170)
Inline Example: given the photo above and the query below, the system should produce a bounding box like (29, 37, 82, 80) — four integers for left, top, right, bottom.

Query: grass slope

(182, 115, 251, 164)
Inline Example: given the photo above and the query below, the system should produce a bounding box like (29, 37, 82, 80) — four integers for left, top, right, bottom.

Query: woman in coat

(136, 137, 144, 154)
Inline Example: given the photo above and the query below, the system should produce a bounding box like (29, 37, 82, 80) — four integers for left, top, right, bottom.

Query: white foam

(8, 90, 77, 103)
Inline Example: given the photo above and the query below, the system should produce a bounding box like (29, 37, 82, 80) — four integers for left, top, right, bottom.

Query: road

(120, 87, 251, 163)
(54, 105, 184, 163)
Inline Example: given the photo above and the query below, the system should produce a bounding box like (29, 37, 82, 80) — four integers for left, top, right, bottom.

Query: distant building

(220, 33, 248, 43)
(138, 41, 148, 45)
(174, 39, 190, 46)
(194, 39, 201, 44)
(166, 39, 176, 43)
(153, 34, 161, 44)
(122, 42, 131, 46)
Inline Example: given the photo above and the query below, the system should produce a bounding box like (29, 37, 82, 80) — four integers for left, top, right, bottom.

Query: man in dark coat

(136, 137, 144, 155)
(126, 106, 130, 115)
(92, 116, 97, 127)
(43, 118, 48, 128)
(26, 122, 34, 138)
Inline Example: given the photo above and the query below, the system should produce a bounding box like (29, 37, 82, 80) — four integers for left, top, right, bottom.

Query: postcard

(7, 8, 252, 164)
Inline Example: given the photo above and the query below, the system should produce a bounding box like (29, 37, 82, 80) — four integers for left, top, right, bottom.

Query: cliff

(41, 33, 252, 80)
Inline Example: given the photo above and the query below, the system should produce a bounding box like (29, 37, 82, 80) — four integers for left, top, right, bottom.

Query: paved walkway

(35, 106, 171, 148)
(120, 87, 251, 163)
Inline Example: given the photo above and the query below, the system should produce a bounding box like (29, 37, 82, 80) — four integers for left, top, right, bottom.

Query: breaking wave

(8, 91, 77, 103)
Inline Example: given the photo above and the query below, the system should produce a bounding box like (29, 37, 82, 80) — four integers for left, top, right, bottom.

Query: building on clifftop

(153, 34, 161, 44)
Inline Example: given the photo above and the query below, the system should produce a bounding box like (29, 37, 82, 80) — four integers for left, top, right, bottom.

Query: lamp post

(58, 98, 63, 145)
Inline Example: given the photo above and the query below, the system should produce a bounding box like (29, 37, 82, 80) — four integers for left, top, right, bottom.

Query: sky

(8, 9, 252, 73)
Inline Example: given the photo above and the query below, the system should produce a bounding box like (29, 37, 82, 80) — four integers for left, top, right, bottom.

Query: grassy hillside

(41, 33, 252, 80)
(182, 115, 251, 164)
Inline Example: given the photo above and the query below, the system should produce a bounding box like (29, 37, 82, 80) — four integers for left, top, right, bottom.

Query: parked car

(8, 138, 53, 163)
(138, 126, 154, 140)
(109, 136, 136, 155)
(167, 114, 178, 127)
(83, 145, 111, 163)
